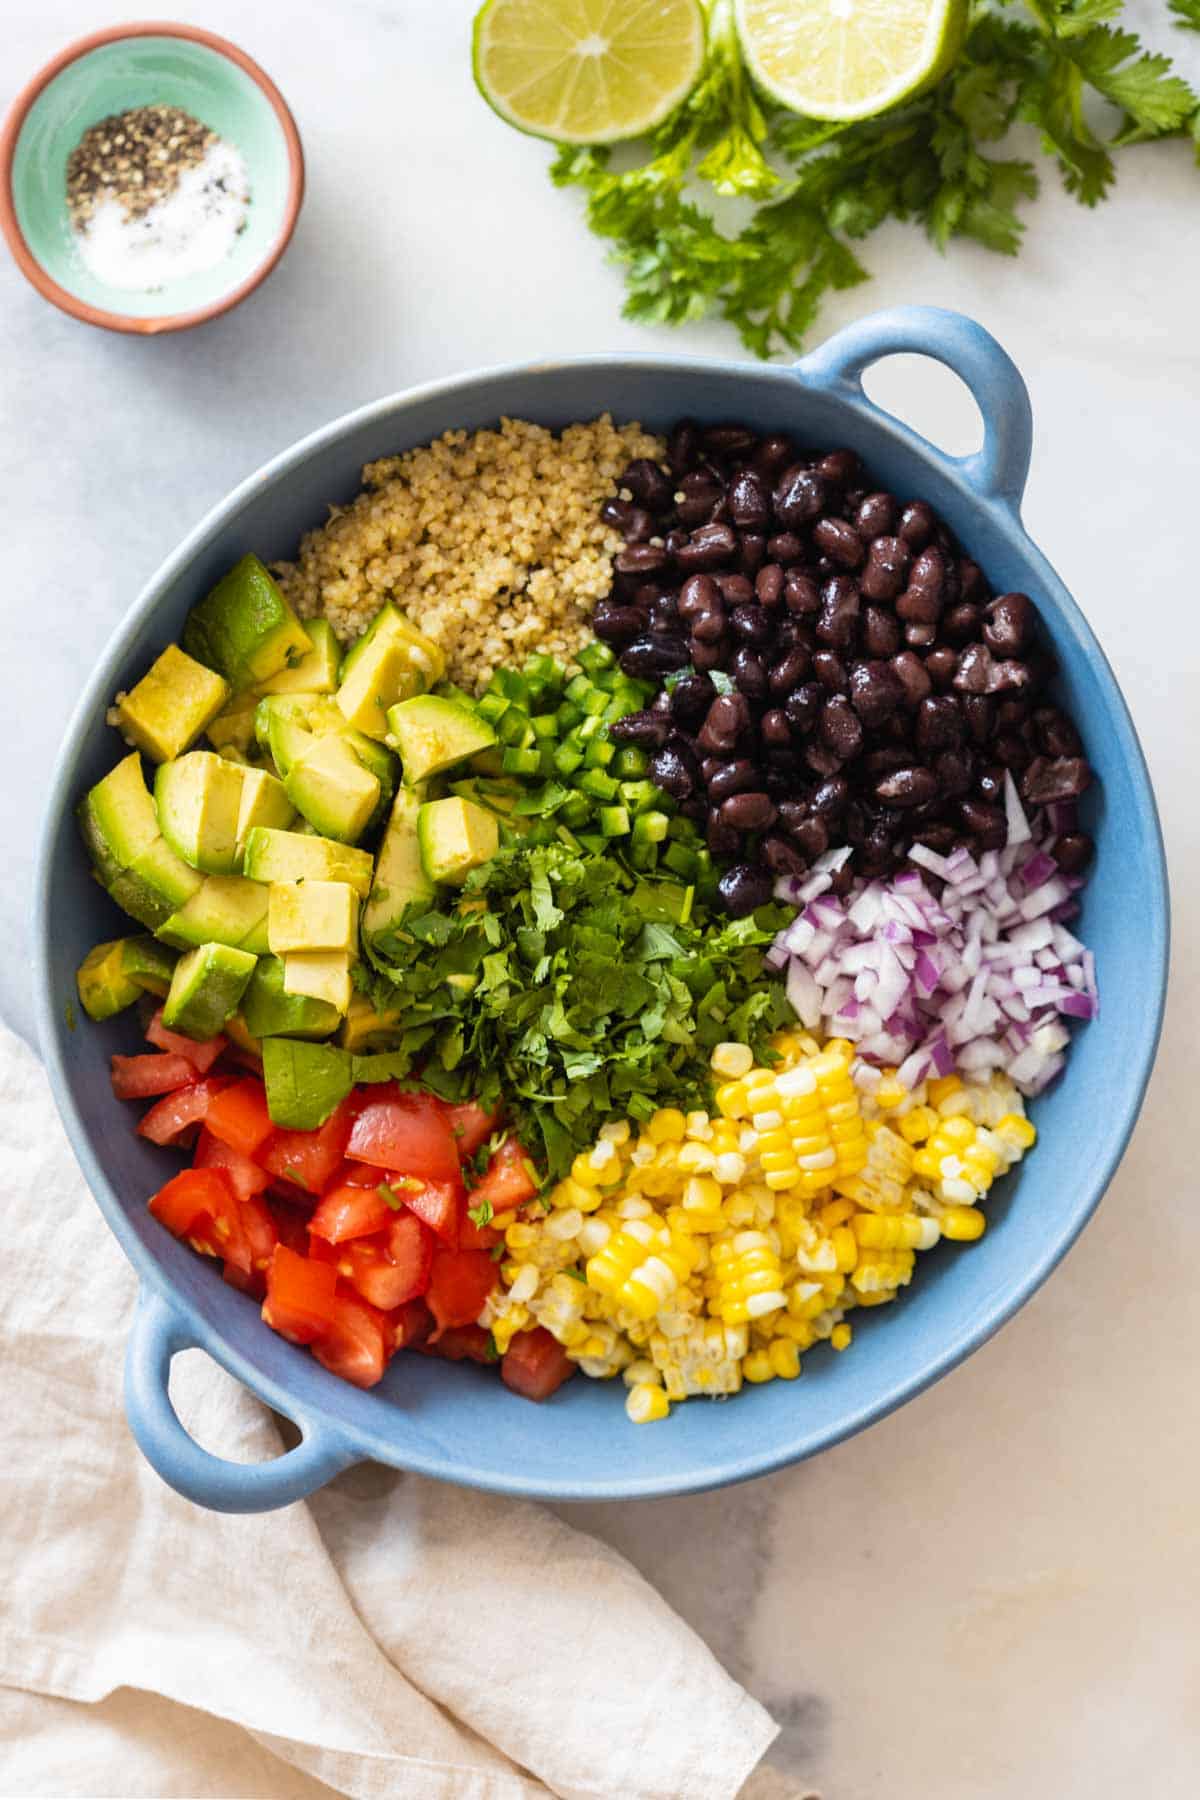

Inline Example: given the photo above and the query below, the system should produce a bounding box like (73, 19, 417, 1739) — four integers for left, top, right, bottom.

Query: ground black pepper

(66, 105, 215, 228)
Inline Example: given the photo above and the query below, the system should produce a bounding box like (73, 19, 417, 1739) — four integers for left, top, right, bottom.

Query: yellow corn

(939, 1204, 987, 1242)
(830, 1322, 853, 1351)
(626, 1382, 671, 1423)
(647, 1108, 686, 1144)
(710, 1230, 786, 1324)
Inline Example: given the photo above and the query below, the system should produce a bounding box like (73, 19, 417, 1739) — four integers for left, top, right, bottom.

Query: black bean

(860, 535, 911, 602)
(793, 815, 831, 859)
(761, 708, 792, 746)
(784, 570, 821, 616)
(862, 605, 901, 659)
(942, 602, 981, 645)
(924, 646, 958, 689)
(959, 558, 989, 605)
(990, 659, 1034, 693)
(820, 695, 863, 757)
(647, 744, 696, 800)
(804, 742, 842, 777)
(620, 637, 691, 679)
(707, 810, 741, 857)
(898, 501, 936, 549)
(784, 683, 821, 732)
(601, 496, 633, 531)
(915, 694, 964, 752)
(736, 535, 766, 578)
(817, 575, 861, 650)
(959, 798, 1007, 845)
(904, 621, 937, 648)
(675, 523, 738, 571)
(856, 492, 898, 537)
(669, 671, 717, 727)
(664, 528, 690, 558)
(767, 532, 806, 565)
(817, 449, 861, 487)
(591, 599, 645, 645)
(615, 542, 668, 576)
(728, 468, 770, 529)
(762, 834, 808, 877)
(729, 603, 774, 648)
(994, 732, 1032, 771)
(1021, 756, 1092, 804)
(707, 759, 759, 801)
(667, 419, 700, 474)
(720, 791, 777, 831)
(704, 424, 758, 457)
(697, 692, 750, 754)
(676, 470, 725, 527)
(731, 648, 768, 699)
(996, 697, 1031, 732)
(862, 745, 911, 778)
(848, 659, 904, 728)
(690, 606, 727, 645)
(813, 517, 865, 569)
(1035, 707, 1083, 758)
(813, 649, 849, 690)
(679, 797, 707, 825)
(717, 863, 775, 917)
(810, 775, 850, 817)
(756, 563, 784, 608)
(716, 572, 756, 608)
(773, 465, 830, 527)
(895, 546, 946, 623)
(648, 597, 680, 636)
(678, 573, 721, 620)
(961, 693, 996, 745)
(983, 592, 1036, 657)
(609, 708, 668, 749)
(768, 642, 811, 696)
(1054, 831, 1095, 875)
(936, 749, 975, 799)
(875, 765, 938, 807)
(651, 688, 676, 719)
(621, 459, 674, 512)
(751, 435, 795, 479)
(953, 642, 997, 694)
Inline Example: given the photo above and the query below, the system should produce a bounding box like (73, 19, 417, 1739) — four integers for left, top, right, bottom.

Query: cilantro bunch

(549, 0, 1200, 359)
(359, 842, 792, 1177)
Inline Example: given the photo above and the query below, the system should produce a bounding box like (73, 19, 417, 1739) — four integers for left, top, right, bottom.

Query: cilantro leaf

(1172, 0, 1200, 31)
(467, 1198, 494, 1229)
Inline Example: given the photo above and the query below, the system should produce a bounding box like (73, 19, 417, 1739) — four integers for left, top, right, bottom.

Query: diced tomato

(260, 1098, 356, 1195)
(148, 1167, 249, 1272)
(501, 1327, 574, 1401)
(310, 1211, 434, 1310)
(222, 1194, 279, 1297)
(312, 1294, 388, 1388)
(137, 1078, 230, 1146)
(205, 1077, 274, 1159)
(403, 1178, 461, 1247)
(309, 1180, 394, 1245)
(112, 1052, 197, 1101)
(457, 1195, 502, 1252)
(262, 1244, 338, 1344)
(340, 1160, 391, 1186)
(347, 1086, 460, 1183)
(470, 1138, 540, 1214)
(444, 1100, 502, 1160)
(422, 1322, 494, 1365)
(425, 1247, 498, 1336)
(145, 1009, 226, 1073)
(271, 1202, 313, 1256)
(193, 1127, 271, 1203)
(389, 1297, 433, 1353)
(384, 1210, 435, 1300)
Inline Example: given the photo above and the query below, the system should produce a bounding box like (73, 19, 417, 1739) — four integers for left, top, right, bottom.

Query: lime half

(473, 0, 707, 144)
(735, 0, 967, 123)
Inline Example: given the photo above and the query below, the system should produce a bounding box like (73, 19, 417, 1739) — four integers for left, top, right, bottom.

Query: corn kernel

(710, 1041, 755, 1079)
(622, 1359, 662, 1388)
(928, 1075, 962, 1106)
(677, 1142, 716, 1175)
(626, 1382, 671, 1423)
(996, 1111, 1037, 1149)
(742, 1349, 775, 1383)
(940, 1204, 987, 1242)
(599, 1119, 632, 1146)
(830, 1322, 853, 1351)
(768, 1338, 801, 1380)
(647, 1109, 686, 1144)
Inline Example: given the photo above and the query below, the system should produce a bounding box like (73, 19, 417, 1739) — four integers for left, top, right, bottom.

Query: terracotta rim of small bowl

(0, 20, 305, 335)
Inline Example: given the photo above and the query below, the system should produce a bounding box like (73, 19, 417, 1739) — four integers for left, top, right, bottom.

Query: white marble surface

(3, 2, 1200, 1794)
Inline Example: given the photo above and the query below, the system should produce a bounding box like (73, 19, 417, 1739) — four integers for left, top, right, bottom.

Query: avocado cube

(158, 875, 270, 953)
(338, 991, 405, 1052)
(155, 752, 246, 875)
(112, 646, 231, 764)
(336, 637, 425, 739)
(268, 880, 358, 955)
(385, 695, 497, 785)
(241, 827, 374, 898)
(205, 689, 261, 757)
(184, 555, 313, 692)
(283, 950, 353, 1015)
(236, 767, 294, 851)
(79, 752, 162, 885)
(76, 939, 143, 1021)
(255, 618, 342, 695)
(339, 602, 444, 689)
(284, 733, 380, 844)
(363, 787, 434, 942)
(416, 796, 499, 886)
(241, 954, 342, 1039)
(161, 942, 257, 1040)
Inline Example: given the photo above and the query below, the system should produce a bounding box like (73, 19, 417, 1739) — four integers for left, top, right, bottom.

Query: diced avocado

(206, 690, 261, 757)
(154, 752, 246, 875)
(241, 954, 341, 1040)
(223, 1012, 263, 1056)
(121, 935, 178, 996)
(257, 705, 319, 780)
(336, 637, 425, 739)
(77, 939, 143, 1021)
(339, 602, 444, 689)
(79, 753, 161, 883)
(161, 942, 257, 1039)
(338, 992, 405, 1052)
(386, 695, 497, 785)
(363, 786, 433, 941)
(284, 733, 380, 844)
(261, 1038, 354, 1130)
(255, 618, 342, 695)
(236, 766, 294, 851)
(340, 728, 396, 826)
(449, 775, 522, 817)
(112, 645, 230, 763)
(241, 827, 374, 898)
(183, 554, 312, 692)
(158, 875, 270, 953)
(283, 950, 353, 1015)
(416, 796, 499, 886)
(268, 880, 359, 954)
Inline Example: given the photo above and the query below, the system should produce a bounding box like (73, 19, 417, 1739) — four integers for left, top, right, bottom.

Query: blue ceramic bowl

(34, 309, 1169, 1513)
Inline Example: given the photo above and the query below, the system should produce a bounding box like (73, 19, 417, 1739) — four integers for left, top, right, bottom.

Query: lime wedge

(735, 0, 967, 123)
(473, 0, 707, 144)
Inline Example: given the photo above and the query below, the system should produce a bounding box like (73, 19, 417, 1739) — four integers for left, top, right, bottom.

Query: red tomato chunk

(112, 1052, 197, 1100)
(470, 1138, 539, 1213)
(501, 1328, 575, 1402)
(426, 1248, 499, 1337)
(444, 1101, 502, 1159)
(347, 1086, 460, 1183)
(204, 1078, 275, 1159)
(260, 1100, 355, 1195)
(144, 1010, 226, 1072)
(137, 1078, 229, 1146)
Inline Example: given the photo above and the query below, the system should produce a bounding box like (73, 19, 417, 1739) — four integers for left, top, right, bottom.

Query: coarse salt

(76, 141, 250, 292)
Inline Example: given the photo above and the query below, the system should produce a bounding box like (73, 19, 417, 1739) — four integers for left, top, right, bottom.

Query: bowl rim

(0, 19, 305, 336)
(33, 350, 1171, 1499)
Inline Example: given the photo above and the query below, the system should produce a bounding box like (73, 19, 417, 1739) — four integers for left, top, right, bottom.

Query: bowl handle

(124, 1287, 357, 1513)
(795, 306, 1033, 513)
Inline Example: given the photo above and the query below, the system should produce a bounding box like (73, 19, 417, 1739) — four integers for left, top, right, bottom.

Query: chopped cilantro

(485, 1330, 501, 1363)
(377, 1182, 405, 1212)
(467, 1197, 494, 1229)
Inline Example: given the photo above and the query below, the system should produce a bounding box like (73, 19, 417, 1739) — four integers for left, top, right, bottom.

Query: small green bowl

(0, 22, 303, 334)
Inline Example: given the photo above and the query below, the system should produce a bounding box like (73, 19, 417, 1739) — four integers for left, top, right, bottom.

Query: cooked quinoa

(274, 415, 665, 692)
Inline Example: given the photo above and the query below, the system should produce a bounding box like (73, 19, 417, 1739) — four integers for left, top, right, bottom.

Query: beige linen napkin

(0, 1022, 783, 1799)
